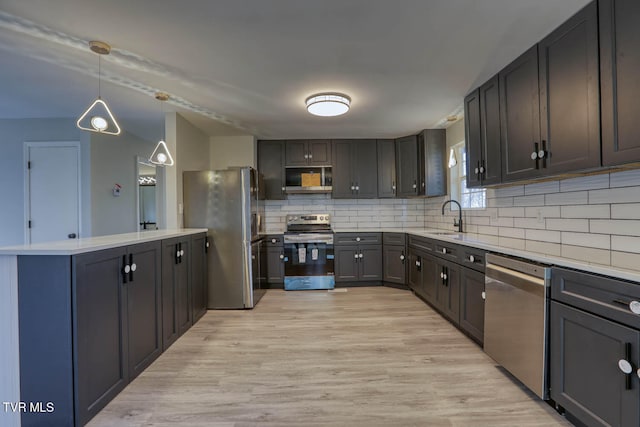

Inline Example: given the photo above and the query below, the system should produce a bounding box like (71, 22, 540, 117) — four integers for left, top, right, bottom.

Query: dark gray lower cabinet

(162, 237, 191, 351)
(408, 248, 438, 305)
(383, 244, 406, 285)
(266, 246, 285, 285)
(335, 245, 360, 282)
(74, 247, 130, 426)
(435, 259, 460, 324)
(335, 237, 382, 283)
(550, 301, 640, 427)
(191, 233, 208, 322)
(459, 267, 485, 344)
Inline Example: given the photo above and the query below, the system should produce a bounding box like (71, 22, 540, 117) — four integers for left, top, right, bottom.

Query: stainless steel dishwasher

(484, 253, 552, 400)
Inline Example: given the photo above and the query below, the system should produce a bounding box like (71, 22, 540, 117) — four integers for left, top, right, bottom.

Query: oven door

(283, 234, 335, 290)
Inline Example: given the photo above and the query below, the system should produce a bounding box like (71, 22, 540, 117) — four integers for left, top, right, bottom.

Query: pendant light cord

(98, 54, 102, 99)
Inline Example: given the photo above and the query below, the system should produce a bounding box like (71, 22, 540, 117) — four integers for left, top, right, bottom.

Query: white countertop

(269, 227, 640, 283)
(0, 229, 208, 256)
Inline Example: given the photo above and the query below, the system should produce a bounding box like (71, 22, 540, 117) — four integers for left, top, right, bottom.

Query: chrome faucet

(441, 199, 463, 232)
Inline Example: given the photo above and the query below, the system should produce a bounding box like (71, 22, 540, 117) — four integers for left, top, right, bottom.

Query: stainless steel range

(283, 214, 335, 290)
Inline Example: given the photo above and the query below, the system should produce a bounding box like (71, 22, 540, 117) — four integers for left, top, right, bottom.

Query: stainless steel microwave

(285, 166, 332, 194)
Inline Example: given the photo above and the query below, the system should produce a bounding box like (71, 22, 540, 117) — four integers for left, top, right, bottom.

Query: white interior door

(26, 142, 81, 244)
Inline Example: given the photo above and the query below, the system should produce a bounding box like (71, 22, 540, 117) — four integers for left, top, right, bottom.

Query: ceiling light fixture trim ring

(305, 93, 351, 117)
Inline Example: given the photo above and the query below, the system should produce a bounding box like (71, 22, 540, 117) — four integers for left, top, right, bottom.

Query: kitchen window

(449, 141, 486, 209)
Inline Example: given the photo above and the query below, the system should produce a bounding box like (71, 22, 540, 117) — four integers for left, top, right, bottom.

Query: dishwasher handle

(486, 263, 547, 298)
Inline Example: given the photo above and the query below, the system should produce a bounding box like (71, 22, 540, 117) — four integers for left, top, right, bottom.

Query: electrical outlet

(536, 208, 544, 224)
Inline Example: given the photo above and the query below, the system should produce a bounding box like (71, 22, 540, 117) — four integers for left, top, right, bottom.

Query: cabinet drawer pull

(356, 237, 361, 242)
(442, 248, 447, 254)
(613, 299, 640, 314)
(468, 255, 475, 263)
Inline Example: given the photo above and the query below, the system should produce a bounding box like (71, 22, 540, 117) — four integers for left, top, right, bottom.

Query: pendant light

(77, 41, 121, 135)
(149, 92, 174, 167)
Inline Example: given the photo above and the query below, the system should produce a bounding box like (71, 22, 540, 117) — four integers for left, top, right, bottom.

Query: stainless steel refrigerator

(183, 167, 265, 309)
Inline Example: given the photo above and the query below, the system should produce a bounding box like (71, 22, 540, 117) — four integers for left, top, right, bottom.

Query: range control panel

(286, 214, 331, 226)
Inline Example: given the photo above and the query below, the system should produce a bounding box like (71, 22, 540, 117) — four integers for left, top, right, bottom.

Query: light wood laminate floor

(89, 287, 570, 427)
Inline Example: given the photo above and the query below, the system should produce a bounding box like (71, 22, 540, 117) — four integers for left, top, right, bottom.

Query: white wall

(0, 119, 91, 246)
(90, 131, 156, 236)
(210, 135, 256, 170)
(175, 113, 210, 227)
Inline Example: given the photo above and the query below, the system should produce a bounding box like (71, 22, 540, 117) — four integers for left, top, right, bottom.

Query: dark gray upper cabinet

(539, 0, 600, 174)
(285, 140, 331, 166)
(500, 45, 542, 182)
(465, 76, 502, 188)
(258, 140, 286, 200)
(377, 139, 396, 198)
(419, 129, 447, 197)
(600, 0, 640, 165)
(395, 135, 419, 197)
(464, 89, 482, 188)
(332, 139, 378, 199)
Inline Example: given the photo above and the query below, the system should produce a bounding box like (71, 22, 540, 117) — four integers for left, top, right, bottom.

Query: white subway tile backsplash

(513, 195, 546, 207)
(545, 191, 589, 206)
(494, 185, 525, 197)
(560, 174, 609, 192)
(611, 235, 640, 254)
(499, 227, 525, 239)
(590, 220, 640, 236)
(611, 251, 640, 270)
(525, 229, 561, 243)
(562, 232, 610, 249)
(514, 217, 547, 230)
(561, 205, 610, 219)
(524, 206, 561, 218)
(561, 245, 611, 265)
(525, 240, 561, 256)
(498, 207, 525, 217)
(546, 218, 590, 232)
(610, 169, 640, 188)
(589, 186, 640, 204)
(263, 168, 640, 270)
(525, 181, 560, 195)
(611, 204, 640, 219)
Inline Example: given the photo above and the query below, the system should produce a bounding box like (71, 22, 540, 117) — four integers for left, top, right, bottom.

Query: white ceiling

(0, 0, 590, 140)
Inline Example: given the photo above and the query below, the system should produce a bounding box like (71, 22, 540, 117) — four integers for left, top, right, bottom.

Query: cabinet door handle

(400, 254, 405, 262)
(272, 238, 277, 244)
(479, 161, 485, 175)
(481, 291, 486, 300)
(359, 253, 364, 259)
(354, 253, 359, 260)
(619, 343, 634, 390)
(175, 243, 180, 264)
(281, 186, 286, 194)
(355, 185, 360, 192)
(280, 253, 285, 260)
(416, 257, 421, 271)
(392, 181, 396, 192)
(205, 238, 210, 253)
(613, 299, 640, 315)
(412, 180, 417, 190)
(440, 271, 444, 279)
(351, 183, 355, 192)
(122, 255, 129, 284)
(474, 160, 480, 175)
(128, 254, 134, 281)
(304, 154, 308, 159)
(308, 153, 313, 159)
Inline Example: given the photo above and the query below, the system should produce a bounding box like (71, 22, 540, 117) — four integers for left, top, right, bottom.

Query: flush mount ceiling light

(149, 92, 174, 167)
(77, 41, 121, 135)
(305, 93, 351, 117)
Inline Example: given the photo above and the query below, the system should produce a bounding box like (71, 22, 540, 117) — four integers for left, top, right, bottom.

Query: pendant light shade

(77, 41, 121, 135)
(149, 92, 174, 166)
